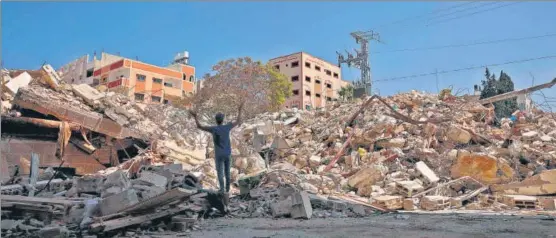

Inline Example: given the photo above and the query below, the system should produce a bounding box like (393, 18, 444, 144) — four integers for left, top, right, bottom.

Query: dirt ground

(189, 213, 556, 238)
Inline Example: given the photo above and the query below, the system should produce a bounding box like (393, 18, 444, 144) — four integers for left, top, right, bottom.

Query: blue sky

(2, 1, 556, 101)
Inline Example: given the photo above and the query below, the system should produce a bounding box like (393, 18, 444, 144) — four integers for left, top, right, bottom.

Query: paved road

(190, 213, 556, 238)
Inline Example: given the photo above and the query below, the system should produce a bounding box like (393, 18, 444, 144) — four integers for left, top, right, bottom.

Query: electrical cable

(373, 33, 556, 54)
(374, 54, 556, 83)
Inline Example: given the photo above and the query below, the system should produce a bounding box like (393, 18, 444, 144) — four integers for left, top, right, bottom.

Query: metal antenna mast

(337, 30, 382, 96)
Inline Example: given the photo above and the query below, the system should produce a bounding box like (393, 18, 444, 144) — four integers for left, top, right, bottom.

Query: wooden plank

(90, 205, 191, 233)
(119, 188, 196, 214)
(0, 195, 78, 206)
(329, 195, 388, 212)
(28, 153, 39, 197)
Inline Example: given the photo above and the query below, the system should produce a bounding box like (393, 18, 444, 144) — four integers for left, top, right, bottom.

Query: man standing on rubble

(189, 101, 245, 195)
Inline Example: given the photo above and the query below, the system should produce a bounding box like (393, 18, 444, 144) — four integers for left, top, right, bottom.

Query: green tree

(338, 85, 354, 101)
(479, 67, 518, 119)
(191, 57, 292, 120)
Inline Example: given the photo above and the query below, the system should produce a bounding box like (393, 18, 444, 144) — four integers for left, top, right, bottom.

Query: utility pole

(337, 30, 382, 96)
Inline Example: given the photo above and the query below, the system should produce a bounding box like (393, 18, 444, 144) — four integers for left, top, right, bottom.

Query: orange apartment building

(58, 52, 196, 104)
(268, 52, 351, 110)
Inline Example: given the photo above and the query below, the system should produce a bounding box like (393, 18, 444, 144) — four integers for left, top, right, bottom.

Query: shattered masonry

(1, 67, 556, 237)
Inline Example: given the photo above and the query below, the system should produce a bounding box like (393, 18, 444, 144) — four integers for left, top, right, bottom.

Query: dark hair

(215, 113, 225, 125)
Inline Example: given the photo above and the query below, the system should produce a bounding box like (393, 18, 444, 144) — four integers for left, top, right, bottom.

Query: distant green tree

(479, 67, 518, 119)
(338, 85, 354, 101)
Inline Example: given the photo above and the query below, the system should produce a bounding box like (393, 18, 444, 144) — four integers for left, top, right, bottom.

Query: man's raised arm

(190, 110, 212, 132)
(231, 101, 245, 128)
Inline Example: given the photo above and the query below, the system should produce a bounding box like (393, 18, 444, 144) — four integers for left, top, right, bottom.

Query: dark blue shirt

(206, 123, 234, 157)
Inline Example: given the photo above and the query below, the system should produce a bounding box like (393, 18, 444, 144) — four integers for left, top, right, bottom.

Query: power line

(373, 32, 556, 54)
(425, 1, 500, 22)
(374, 54, 556, 83)
(375, 2, 478, 30)
(426, 1, 523, 26)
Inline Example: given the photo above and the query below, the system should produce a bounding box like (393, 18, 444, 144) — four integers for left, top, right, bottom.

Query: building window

(325, 70, 332, 76)
(333, 72, 339, 78)
(86, 69, 94, 78)
(189, 75, 195, 82)
(293, 90, 299, 95)
(151, 96, 161, 102)
(305, 76, 311, 82)
(291, 61, 299, 68)
(305, 62, 311, 68)
(136, 74, 146, 81)
(316, 93, 321, 98)
(101, 77, 107, 83)
(326, 97, 332, 101)
(163, 99, 169, 104)
(315, 65, 321, 71)
(164, 82, 173, 87)
(135, 93, 145, 101)
(153, 77, 163, 84)
(183, 74, 187, 80)
(291, 76, 299, 82)
(326, 83, 332, 89)
(315, 79, 321, 84)
(305, 105, 311, 110)
(305, 90, 311, 96)
(275, 65, 280, 70)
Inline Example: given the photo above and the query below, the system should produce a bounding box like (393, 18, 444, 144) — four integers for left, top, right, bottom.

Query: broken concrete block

(103, 170, 130, 190)
(38, 226, 69, 238)
(501, 195, 538, 209)
(138, 171, 168, 188)
(491, 169, 556, 196)
(450, 154, 514, 185)
(100, 189, 139, 216)
(446, 126, 471, 144)
(403, 198, 416, 211)
(540, 135, 553, 142)
(395, 180, 424, 197)
(290, 191, 313, 219)
(376, 138, 406, 148)
(41, 64, 61, 90)
(74, 176, 104, 194)
(1, 220, 22, 231)
(348, 164, 388, 190)
(271, 196, 292, 217)
(522, 131, 539, 140)
(372, 195, 403, 210)
(421, 196, 450, 211)
(5, 72, 32, 95)
(72, 84, 104, 105)
(308, 155, 321, 167)
(538, 197, 556, 210)
(415, 161, 439, 185)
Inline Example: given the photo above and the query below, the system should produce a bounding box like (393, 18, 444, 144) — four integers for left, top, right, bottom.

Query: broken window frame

(291, 61, 299, 68)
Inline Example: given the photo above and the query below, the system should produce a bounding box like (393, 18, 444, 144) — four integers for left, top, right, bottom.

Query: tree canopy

(480, 67, 518, 119)
(189, 57, 292, 121)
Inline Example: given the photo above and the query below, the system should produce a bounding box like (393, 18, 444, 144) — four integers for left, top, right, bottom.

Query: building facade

(268, 52, 351, 110)
(58, 52, 196, 105)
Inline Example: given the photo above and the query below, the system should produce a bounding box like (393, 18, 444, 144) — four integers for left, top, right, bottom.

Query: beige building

(269, 52, 351, 110)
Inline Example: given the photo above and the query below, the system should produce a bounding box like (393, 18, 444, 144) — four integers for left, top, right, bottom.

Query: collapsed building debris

(1, 68, 556, 236)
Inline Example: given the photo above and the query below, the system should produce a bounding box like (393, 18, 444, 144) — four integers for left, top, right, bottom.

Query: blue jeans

(215, 155, 231, 193)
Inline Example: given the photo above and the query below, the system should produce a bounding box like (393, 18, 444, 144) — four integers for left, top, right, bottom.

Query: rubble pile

(2, 68, 556, 235)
